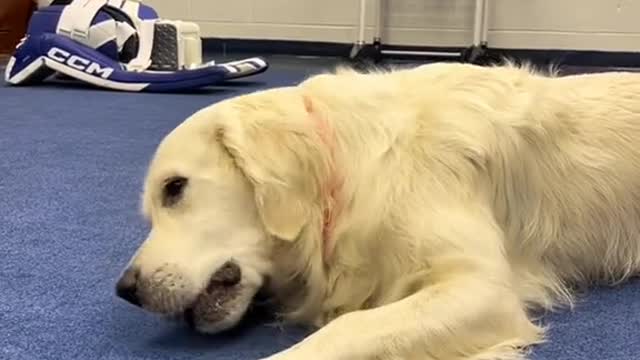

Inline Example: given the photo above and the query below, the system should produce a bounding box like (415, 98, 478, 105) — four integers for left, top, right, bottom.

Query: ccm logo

(47, 47, 114, 79)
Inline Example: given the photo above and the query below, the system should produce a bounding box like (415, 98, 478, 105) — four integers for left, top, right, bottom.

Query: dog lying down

(116, 62, 640, 360)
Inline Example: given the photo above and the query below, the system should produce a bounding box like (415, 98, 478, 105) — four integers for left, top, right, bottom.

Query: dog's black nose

(116, 267, 141, 307)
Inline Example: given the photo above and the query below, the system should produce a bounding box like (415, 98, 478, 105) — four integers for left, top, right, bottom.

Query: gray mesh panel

(149, 23, 179, 71)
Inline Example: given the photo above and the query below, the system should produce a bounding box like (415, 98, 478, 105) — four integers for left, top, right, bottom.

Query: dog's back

(302, 63, 640, 309)
(424, 64, 640, 301)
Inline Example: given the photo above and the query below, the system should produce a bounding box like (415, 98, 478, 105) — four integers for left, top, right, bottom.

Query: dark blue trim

(137, 4, 159, 20)
(202, 38, 640, 68)
(27, 6, 64, 36)
(44, 35, 230, 84)
(203, 38, 352, 58)
(7, 32, 47, 80)
(9, 33, 267, 92)
(96, 40, 118, 59)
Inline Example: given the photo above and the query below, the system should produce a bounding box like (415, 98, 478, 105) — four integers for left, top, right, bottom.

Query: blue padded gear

(5, 0, 268, 92)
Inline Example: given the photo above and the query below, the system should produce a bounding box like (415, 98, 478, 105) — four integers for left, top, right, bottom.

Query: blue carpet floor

(1, 58, 639, 360)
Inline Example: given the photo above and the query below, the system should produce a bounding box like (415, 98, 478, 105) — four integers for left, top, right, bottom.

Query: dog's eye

(162, 176, 188, 207)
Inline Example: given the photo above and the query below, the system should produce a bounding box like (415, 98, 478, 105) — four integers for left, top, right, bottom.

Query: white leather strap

(57, 0, 109, 41)
(126, 19, 155, 71)
(114, 21, 137, 51)
(106, 0, 125, 8)
(121, 0, 141, 20)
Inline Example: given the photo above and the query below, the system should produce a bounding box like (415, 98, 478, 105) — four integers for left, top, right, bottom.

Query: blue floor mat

(1, 60, 639, 360)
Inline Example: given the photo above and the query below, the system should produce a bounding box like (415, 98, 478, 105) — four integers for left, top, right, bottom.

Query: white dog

(116, 62, 640, 360)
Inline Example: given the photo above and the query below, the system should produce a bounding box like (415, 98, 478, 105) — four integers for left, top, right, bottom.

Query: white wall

(145, 0, 640, 52)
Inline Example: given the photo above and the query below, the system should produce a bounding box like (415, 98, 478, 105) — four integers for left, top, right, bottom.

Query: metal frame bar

(481, 0, 490, 44)
(373, 0, 382, 43)
(472, 0, 484, 46)
(354, 0, 490, 58)
(356, 0, 367, 46)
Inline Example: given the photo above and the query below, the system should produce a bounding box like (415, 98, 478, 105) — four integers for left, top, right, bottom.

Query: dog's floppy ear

(214, 91, 330, 241)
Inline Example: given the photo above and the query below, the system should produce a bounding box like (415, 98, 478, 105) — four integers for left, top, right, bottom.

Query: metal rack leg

(350, 0, 494, 64)
(472, 0, 484, 46)
(373, 0, 382, 45)
(481, 0, 489, 44)
(349, 0, 368, 59)
(462, 0, 494, 64)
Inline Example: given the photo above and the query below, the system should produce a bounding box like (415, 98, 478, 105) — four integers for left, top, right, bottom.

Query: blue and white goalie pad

(4, 0, 268, 92)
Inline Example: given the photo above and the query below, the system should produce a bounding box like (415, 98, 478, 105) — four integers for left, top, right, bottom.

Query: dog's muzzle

(115, 261, 242, 317)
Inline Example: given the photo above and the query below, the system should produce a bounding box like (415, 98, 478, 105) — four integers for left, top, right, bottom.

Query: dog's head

(115, 87, 334, 333)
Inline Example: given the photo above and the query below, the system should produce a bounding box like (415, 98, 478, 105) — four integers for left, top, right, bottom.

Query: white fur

(126, 62, 640, 360)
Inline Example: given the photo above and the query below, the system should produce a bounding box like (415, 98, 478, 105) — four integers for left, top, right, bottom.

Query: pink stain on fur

(304, 95, 344, 262)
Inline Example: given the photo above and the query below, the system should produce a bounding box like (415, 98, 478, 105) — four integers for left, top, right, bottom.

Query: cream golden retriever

(115, 62, 640, 360)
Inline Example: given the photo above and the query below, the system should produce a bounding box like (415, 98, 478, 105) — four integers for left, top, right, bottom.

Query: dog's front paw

(260, 313, 362, 360)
